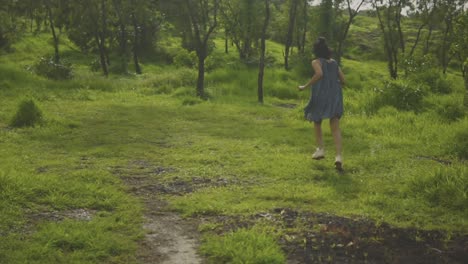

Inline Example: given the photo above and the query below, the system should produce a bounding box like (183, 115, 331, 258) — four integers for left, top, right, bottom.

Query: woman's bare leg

(330, 117, 343, 168)
(314, 121, 324, 150)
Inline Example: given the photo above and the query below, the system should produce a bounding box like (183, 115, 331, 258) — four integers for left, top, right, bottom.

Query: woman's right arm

(338, 67, 345, 88)
(298, 59, 323, 90)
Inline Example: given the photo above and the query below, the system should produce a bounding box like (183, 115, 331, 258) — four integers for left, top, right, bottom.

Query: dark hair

(313, 37, 331, 59)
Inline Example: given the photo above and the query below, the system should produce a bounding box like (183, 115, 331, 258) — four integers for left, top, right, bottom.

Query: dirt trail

(113, 162, 203, 264)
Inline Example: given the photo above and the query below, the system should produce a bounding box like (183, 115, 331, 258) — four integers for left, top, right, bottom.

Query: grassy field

(0, 30, 467, 263)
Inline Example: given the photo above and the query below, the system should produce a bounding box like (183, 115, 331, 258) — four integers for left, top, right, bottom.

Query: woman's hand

(298, 85, 306, 91)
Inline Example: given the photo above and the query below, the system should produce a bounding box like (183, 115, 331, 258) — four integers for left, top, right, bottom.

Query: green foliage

(174, 49, 197, 68)
(375, 79, 428, 112)
(144, 68, 197, 94)
(10, 99, 43, 128)
(34, 56, 73, 80)
(409, 167, 468, 211)
(403, 56, 452, 94)
(201, 228, 285, 264)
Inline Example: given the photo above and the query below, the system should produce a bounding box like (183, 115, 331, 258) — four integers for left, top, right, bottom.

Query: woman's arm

(298, 59, 323, 90)
(338, 66, 345, 87)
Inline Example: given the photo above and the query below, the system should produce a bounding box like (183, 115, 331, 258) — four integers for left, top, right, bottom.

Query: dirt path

(113, 162, 203, 264)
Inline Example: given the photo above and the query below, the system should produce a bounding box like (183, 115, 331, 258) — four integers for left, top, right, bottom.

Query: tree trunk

(225, 30, 228, 53)
(95, 33, 109, 76)
(464, 65, 468, 109)
(197, 54, 206, 98)
(46, 3, 60, 63)
(409, 23, 425, 57)
(132, 13, 142, 74)
(336, 16, 352, 65)
(258, 0, 270, 104)
(423, 26, 433, 55)
(284, 0, 298, 70)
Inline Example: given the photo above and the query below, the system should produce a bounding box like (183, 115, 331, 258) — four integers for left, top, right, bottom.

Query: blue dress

(304, 58, 343, 122)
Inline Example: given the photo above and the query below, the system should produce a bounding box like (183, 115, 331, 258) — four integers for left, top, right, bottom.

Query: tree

(220, 0, 263, 60)
(335, 0, 366, 65)
(407, 0, 438, 57)
(44, 0, 60, 63)
(284, 0, 299, 69)
(372, 0, 409, 79)
(173, 0, 220, 98)
(436, 0, 465, 74)
(258, 0, 271, 104)
(68, 0, 111, 76)
(452, 10, 468, 108)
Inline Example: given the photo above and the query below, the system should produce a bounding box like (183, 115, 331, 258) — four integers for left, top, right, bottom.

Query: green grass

(0, 31, 467, 263)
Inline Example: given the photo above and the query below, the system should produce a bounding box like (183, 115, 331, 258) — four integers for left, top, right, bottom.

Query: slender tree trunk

(131, 13, 142, 74)
(463, 69, 468, 110)
(375, 1, 398, 79)
(409, 23, 425, 57)
(441, 21, 452, 74)
(258, 0, 270, 104)
(95, 33, 109, 76)
(225, 30, 228, 53)
(299, 0, 307, 54)
(197, 53, 206, 98)
(46, 3, 60, 63)
(423, 26, 433, 55)
(284, 0, 299, 70)
(396, 1, 405, 54)
(336, 16, 353, 65)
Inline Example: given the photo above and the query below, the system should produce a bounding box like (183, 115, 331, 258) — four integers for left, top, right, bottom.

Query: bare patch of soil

(201, 208, 467, 264)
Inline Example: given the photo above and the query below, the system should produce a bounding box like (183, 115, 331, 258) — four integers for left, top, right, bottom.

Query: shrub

(409, 167, 467, 211)
(376, 79, 427, 112)
(403, 55, 452, 94)
(174, 49, 197, 68)
(452, 126, 468, 160)
(10, 99, 43, 128)
(34, 56, 73, 80)
(435, 99, 465, 122)
(182, 96, 203, 106)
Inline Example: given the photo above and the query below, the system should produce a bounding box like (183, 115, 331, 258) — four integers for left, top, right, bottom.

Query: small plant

(201, 228, 285, 264)
(410, 167, 467, 211)
(182, 96, 204, 106)
(436, 99, 465, 122)
(10, 99, 43, 128)
(34, 56, 73, 80)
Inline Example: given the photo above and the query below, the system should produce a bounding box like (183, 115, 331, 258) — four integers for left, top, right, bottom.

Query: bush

(174, 49, 197, 68)
(435, 99, 465, 122)
(35, 57, 73, 80)
(182, 96, 204, 106)
(452, 126, 468, 160)
(10, 99, 43, 128)
(409, 167, 468, 211)
(403, 55, 452, 94)
(375, 79, 427, 112)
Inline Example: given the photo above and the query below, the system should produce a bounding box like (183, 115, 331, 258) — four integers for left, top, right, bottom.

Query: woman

(298, 37, 345, 171)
